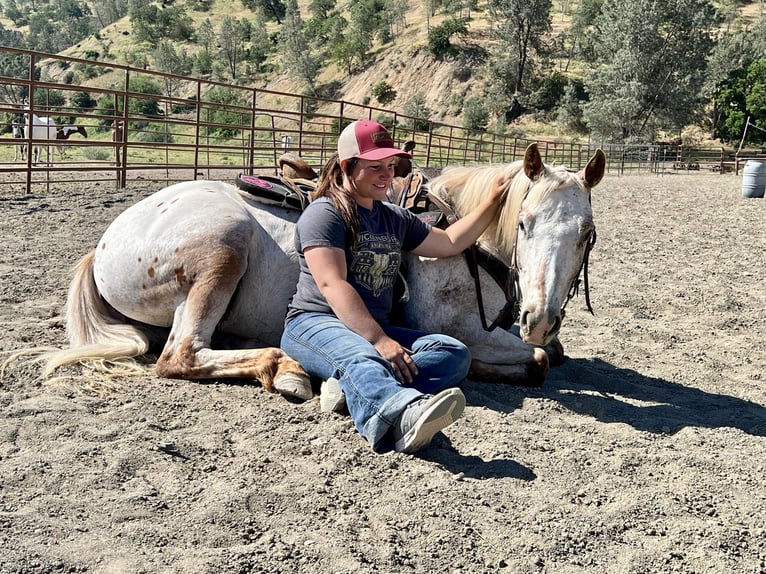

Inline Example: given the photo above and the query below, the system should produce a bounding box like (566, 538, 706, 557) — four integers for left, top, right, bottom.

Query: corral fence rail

(0, 46, 751, 194)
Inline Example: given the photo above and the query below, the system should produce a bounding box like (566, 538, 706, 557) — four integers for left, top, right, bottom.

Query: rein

(428, 190, 521, 332)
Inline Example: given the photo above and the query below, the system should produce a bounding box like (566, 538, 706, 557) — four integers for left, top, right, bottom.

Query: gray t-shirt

(285, 197, 431, 326)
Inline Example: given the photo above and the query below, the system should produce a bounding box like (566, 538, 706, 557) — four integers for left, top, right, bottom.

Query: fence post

(193, 81, 202, 178)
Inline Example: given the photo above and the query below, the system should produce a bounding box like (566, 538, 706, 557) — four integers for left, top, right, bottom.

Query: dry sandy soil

(1, 172, 765, 574)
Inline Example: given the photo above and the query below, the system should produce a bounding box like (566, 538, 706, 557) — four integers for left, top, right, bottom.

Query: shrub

(372, 81, 396, 105)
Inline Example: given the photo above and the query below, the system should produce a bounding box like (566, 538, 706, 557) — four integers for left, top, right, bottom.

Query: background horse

(11, 120, 25, 161)
(37, 144, 604, 393)
(112, 120, 124, 167)
(54, 124, 88, 158)
(22, 113, 61, 165)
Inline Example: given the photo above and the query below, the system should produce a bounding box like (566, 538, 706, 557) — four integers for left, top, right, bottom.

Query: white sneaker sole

(319, 377, 345, 412)
(395, 388, 466, 453)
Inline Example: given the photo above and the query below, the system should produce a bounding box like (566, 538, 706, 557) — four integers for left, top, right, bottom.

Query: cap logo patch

(371, 132, 392, 144)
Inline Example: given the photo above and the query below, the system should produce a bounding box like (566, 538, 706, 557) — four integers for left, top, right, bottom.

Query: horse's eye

(518, 220, 526, 234)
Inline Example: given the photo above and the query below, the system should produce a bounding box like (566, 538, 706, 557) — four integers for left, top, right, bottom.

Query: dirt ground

(1, 172, 765, 574)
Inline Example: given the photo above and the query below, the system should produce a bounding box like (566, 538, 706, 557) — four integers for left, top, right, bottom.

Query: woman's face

(346, 157, 398, 208)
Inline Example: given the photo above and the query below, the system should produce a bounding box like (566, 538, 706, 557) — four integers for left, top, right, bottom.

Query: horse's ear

(580, 149, 606, 188)
(523, 143, 544, 180)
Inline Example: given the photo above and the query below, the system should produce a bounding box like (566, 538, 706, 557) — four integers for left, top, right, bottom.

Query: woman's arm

(304, 245, 418, 383)
(412, 182, 506, 258)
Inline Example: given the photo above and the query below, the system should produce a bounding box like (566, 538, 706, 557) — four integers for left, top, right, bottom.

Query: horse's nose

(520, 308, 561, 345)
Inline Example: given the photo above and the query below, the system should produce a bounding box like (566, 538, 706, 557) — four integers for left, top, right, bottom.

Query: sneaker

(320, 377, 346, 413)
(393, 388, 466, 453)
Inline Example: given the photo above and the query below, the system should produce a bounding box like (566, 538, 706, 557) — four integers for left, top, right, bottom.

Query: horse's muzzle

(519, 308, 561, 346)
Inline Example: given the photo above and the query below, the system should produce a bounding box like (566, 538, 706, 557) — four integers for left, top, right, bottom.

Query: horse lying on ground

(28, 143, 605, 396)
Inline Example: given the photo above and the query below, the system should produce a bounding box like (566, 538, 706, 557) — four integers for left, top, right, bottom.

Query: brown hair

(310, 153, 361, 249)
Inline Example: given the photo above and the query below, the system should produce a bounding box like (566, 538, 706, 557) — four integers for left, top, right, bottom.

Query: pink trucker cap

(337, 120, 412, 162)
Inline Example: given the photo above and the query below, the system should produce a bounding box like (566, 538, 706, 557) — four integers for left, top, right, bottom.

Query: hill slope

(48, 0, 491, 129)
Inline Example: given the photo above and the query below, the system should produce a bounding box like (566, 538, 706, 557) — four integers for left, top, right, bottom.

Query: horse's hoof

(545, 338, 566, 366)
(274, 372, 313, 401)
(524, 347, 549, 387)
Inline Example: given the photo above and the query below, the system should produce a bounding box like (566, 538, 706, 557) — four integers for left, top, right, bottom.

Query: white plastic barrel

(742, 160, 766, 198)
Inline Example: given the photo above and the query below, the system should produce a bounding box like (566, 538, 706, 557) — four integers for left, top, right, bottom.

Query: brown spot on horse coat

(175, 267, 187, 286)
(148, 267, 155, 278)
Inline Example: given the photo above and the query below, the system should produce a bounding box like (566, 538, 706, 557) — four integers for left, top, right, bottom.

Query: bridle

(431, 179, 597, 333)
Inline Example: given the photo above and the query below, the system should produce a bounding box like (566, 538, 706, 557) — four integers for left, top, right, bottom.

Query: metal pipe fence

(0, 46, 745, 194)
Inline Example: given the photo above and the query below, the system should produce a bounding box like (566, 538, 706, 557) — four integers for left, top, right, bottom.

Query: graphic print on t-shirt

(350, 231, 401, 297)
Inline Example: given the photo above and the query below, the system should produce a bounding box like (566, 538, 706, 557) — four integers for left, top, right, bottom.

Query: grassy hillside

(40, 1, 500, 129)
(19, 0, 766, 142)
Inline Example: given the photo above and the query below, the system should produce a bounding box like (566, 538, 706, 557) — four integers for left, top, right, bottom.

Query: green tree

(197, 19, 216, 55)
(242, 0, 286, 23)
(5, 0, 28, 26)
(486, 0, 552, 117)
(152, 41, 191, 97)
(0, 25, 27, 102)
(372, 81, 396, 104)
(278, 0, 320, 93)
(249, 11, 273, 73)
(714, 59, 766, 144)
(309, 0, 335, 19)
(463, 95, 489, 132)
(91, 0, 128, 28)
(403, 93, 432, 131)
(582, 0, 717, 142)
(703, 22, 766, 139)
(130, 4, 194, 43)
(71, 91, 97, 111)
(127, 76, 163, 118)
(201, 86, 249, 138)
(427, 18, 467, 60)
(27, 0, 93, 53)
(219, 17, 251, 80)
(556, 81, 588, 133)
(559, 0, 602, 70)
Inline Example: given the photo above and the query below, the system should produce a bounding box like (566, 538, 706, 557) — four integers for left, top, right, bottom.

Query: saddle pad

(235, 174, 309, 210)
(416, 210, 447, 228)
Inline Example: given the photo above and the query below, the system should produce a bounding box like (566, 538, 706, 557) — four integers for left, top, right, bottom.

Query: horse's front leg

(154, 247, 311, 400)
(470, 346, 549, 386)
(462, 329, 551, 386)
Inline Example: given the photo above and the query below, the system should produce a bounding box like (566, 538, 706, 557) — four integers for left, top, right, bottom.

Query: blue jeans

(281, 312, 471, 452)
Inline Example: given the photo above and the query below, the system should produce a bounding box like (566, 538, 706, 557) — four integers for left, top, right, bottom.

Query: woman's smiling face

(347, 157, 398, 209)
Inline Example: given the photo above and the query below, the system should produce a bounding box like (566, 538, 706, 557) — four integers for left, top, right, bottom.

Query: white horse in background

(22, 113, 61, 165)
(28, 143, 605, 397)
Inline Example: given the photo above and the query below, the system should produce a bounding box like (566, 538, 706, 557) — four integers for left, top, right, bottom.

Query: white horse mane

(427, 161, 588, 261)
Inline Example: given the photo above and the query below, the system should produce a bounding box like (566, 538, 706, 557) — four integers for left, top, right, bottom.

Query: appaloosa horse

(39, 143, 605, 396)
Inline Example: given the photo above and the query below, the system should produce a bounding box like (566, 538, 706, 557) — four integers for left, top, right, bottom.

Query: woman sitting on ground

(280, 120, 506, 454)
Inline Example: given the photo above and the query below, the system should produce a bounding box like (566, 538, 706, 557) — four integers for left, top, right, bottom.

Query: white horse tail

(43, 250, 150, 377)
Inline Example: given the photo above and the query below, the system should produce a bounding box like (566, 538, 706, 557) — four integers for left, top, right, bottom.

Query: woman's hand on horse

(374, 336, 418, 384)
(492, 173, 511, 203)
